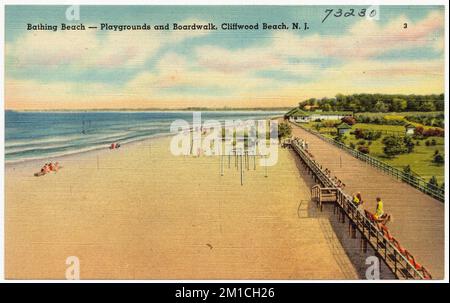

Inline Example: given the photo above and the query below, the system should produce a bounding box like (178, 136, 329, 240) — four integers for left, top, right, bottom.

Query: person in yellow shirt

(374, 197, 391, 224)
(374, 197, 383, 219)
(352, 192, 362, 205)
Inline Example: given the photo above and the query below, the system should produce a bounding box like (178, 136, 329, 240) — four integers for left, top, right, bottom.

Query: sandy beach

(5, 134, 359, 279)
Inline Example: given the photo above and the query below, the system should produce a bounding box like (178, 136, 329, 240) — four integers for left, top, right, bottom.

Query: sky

(4, 5, 445, 110)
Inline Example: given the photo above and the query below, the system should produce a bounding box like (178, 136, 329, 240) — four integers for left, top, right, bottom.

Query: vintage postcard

(1, 2, 448, 283)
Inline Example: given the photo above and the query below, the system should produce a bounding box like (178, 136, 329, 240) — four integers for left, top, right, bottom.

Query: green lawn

(299, 121, 445, 184)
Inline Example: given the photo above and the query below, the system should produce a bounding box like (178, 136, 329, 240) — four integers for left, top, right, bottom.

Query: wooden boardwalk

(290, 122, 445, 279)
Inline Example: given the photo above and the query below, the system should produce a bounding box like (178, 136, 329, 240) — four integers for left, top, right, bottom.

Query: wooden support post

(246, 152, 249, 170)
(220, 154, 224, 176)
(318, 190, 321, 211)
(253, 154, 256, 170)
(362, 238, 368, 253)
(264, 156, 268, 178)
(240, 154, 243, 186)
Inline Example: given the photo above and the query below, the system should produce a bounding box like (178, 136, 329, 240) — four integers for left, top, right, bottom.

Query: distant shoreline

(5, 111, 281, 166)
(6, 108, 292, 112)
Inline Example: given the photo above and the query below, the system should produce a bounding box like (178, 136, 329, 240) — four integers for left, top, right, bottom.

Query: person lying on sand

(34, 162, 61, 177)
(49, 162, 60, 172)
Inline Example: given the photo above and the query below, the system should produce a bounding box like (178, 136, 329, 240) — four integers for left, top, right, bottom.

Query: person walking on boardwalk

(352, 192, 362, 205)
(374, 197, 390, 224)
(374, 197, 383, 219)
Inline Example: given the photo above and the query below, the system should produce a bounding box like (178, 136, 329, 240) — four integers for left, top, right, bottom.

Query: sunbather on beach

(34, 163, 49, 177)
(110, 142, 121, 149)
(34, 162, 61, 176)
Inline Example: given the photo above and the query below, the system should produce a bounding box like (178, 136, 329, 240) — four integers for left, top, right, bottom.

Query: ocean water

(5, 110, 283, 163)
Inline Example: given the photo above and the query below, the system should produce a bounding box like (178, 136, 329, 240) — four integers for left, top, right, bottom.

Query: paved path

(290, 122, 445, 279)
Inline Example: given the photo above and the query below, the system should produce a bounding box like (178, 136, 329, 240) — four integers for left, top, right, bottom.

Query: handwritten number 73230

(322, 8, 377, 23)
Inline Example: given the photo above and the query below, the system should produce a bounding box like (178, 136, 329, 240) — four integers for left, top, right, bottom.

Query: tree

(403, 136, 415, 153)
(322, 103, 332, 111)
(433, 153, 444, 164)
(296, 93, 443, 113)
(278, 122, 292, 139)
(402, 165, 416, 183)
(419, 100, 436, 112)
(382, 136, 407, 157)
(391, 98, 407, 112)
(427, 176, 439, 190)
(374, 101, 388, 112)
(403, 165, 411, 174)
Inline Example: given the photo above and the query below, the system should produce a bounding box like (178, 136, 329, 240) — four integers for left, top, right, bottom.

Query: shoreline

(5, 115, 283, 168)
(4, 132, 173, 169)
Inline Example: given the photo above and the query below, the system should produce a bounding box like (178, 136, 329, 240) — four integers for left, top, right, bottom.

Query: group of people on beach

(34, 162, 60, 177)
(110, 142, 121, 149)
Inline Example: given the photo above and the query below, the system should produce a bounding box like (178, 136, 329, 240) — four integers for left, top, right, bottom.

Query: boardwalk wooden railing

(311, 185, 337, 211)
(291, 140, 430, 280)
(292, 122, 445, 202)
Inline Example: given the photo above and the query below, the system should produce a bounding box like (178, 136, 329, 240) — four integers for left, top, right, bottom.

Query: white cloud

(6, 19, 212, 69)
(5, 11, 445, 109)
(192, 10, 444, 76)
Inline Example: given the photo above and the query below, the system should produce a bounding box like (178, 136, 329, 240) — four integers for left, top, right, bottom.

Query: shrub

(402, 165, 417, 183)
(354, 128, 363, 139)
(403, 136, 415, 153)
(431, 139, 436, 146)
(414, 126, 424, 136)
(357, 140, 366, 145)
(354, 128, 382, 141)
(423, 128, 444, 137)
(403, 165, 411, 174)
(358, 146, 370, 154)
(382, 135, 408, 157)
(278, 122, 292, 139)
(425, 140, 430, 146)
(349, 142, 356, 149)
(427, 176, 439, 190)
(433, 153, 444, 164)
(323, 120, 340, 128)
(334, 135, 344, 142)
(341, 116, 356, 125)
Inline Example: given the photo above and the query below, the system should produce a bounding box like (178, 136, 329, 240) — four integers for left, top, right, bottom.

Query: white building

(286, 108, 353, 123)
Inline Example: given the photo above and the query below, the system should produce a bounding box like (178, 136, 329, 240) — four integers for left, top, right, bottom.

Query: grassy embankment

(300, 113, 444, 184)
